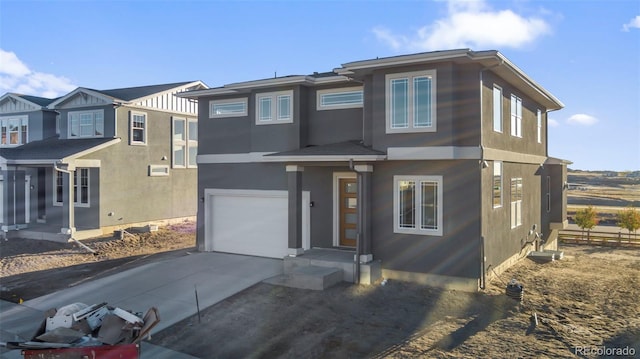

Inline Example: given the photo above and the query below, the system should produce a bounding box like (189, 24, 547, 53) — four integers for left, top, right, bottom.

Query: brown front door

(339, 178, 357, 247)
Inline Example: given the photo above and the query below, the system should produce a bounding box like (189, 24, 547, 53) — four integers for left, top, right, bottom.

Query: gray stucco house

(180, 49, 570, 290)
(0, 81, 206, 240)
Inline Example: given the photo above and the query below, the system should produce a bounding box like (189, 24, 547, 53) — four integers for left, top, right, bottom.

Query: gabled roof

(48, 81, 207, 108)
(0, 136, 120, 164)
(0, 93, 57, 113)
(263, 141, 386, 162)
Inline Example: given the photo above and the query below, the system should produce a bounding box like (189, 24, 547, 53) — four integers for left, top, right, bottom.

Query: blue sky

(0, 0, 638, 171)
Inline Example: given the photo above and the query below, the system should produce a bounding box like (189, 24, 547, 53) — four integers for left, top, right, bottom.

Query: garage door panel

(205, 189, 311, 259)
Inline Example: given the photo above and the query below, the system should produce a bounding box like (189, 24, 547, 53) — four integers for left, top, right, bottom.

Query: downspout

(478, 60, 502, 290)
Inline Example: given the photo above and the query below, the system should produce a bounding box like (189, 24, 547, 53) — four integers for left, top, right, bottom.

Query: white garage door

(205, 189, 309, 258)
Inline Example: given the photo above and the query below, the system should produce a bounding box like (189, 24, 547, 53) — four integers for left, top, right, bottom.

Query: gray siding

(306, 85, 363, 145)
(371, 160, 481, 278)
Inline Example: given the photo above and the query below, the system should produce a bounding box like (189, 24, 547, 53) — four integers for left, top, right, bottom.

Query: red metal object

(22, 343, 139, 359)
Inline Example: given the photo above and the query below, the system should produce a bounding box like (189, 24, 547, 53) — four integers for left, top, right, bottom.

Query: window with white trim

(393, 175, 443, 236)
(493, 161, 502, 208)
(317, 87, 363, 110)
(510, 94, 522, 138)
(493, 85, 502, 132)
(537, 109, 542, 143)
(172, 117, 197, 168)
(510, 177, 523, 228)
(54, 168, 90, 207)
(255, 90, 293, 124)
(386, 70, 436, 133)
(0, 115, 28, 146)
(68, 110, 104, 138)
(210, 98, 248, 118)
(130, 111, 146, 145)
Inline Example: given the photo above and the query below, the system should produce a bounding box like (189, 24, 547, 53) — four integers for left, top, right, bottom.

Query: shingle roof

(16, 94, 58, 107)
(0, 136, 118, 161)
(91, 81, 196, 101)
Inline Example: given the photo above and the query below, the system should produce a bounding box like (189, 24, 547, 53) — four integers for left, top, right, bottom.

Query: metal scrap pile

(8, 302, 159, 352)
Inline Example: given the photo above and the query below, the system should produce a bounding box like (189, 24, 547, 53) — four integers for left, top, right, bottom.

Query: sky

(0, 0, 638, 171)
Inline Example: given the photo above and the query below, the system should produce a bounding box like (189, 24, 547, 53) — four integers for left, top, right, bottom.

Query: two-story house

(180, 49, 570, 290)
(0, 81, 206, 241)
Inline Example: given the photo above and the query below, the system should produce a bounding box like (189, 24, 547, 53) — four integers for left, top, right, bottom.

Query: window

(172, 117, 197, 168)
(546, 176, 551, 213)
(393, 175, 443, 236)
(130, 112, 146, 145)
(210, 98, 248, 118)
(317, 87, 363, 110)
(149, 165, 170, 177)
(510, 94, 522, 138)
(0, 115, 28, 146)
(510, 178, 523, 228)
(255, 90, 293, 125)
(68, 110, 104, 138)
(493, 161, 502, 208)
(493, 85, 502, 132)
(537, 109, 542, 143)
(386, 70, 436, 133)
(54, 168, 90, 207)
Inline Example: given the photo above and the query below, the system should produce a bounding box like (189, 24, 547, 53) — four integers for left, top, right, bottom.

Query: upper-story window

(173, 116, 197, 168)
(317, 87, 363, 110)
(386, 70, 437, 134)
(130, 111, 147, 145)
(210, 98, 248, 118)
(69, 109, 104, 138)
(510, 94, 522, 138)
(493, 85, 502, 132)
(255, 90, 293, 125)
(0, 115, 28, 146)
(537, 109, 542, 143)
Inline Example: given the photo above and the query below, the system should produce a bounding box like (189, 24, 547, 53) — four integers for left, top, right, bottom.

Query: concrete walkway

(0, 252, 283, 358)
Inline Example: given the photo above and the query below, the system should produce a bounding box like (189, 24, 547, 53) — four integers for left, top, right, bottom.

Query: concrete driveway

(0, 252, 283, 358)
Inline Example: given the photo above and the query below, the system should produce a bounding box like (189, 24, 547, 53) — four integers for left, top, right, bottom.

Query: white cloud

(548, 118, 559, 127)
(373, 0, 552, 52)
(567, 114, 598, 126)
(622, 15, 640, 31)
(0, 49, 76, 98)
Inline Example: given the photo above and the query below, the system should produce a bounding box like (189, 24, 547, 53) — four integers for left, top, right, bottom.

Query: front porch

(265, 248, 382, 290)
(4, 222, 102, 242)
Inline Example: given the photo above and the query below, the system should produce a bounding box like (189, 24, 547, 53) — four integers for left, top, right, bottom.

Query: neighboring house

(179, 49, 570, 290)
(0, 81, 207, 240)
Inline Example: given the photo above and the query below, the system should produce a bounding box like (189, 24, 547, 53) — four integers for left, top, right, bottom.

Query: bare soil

(2, 225, 639, 358)
(0, 221, 196, 302)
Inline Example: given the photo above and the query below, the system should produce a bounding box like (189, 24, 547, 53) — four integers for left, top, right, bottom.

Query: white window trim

(129, 111, 147, 146)
(510, 94, 522, 138)
(0, 115, 28, 147)
(493, 161, 502, 208)
(209, 98, 248, 118)
(53, 168, 90, 208)
(255, 90, 293, 125)
(172, 116, 197, 169)
(537, 109, 542, 144)
(493, 85, 502, 133)
(317, 86, 364, 110)
(385, 70, 437, 134)
(149, 164, 170, 177)
(393, 175, 443, 236)
(68, 109, 104, 139)
(510, 177, 523, 229)
(187, 118, 198, 168)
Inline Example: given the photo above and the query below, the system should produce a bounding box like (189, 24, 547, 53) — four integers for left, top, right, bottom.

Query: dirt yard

(149, 244, 640, 359)
(2, 226, 639, 358)
(0, 221, 196, 302)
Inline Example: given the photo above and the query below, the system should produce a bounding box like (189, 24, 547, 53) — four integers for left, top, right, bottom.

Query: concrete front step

(264, 265, 343, 290)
